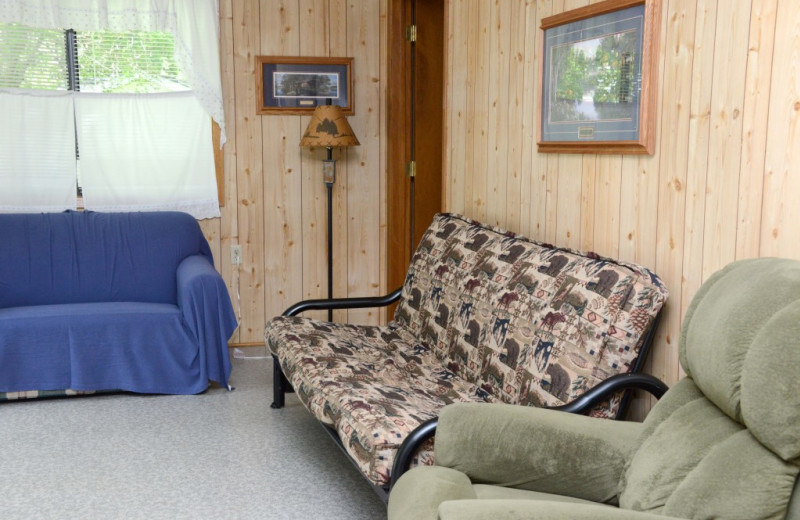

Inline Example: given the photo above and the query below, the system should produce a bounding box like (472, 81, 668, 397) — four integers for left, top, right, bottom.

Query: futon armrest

(434, 403, 643, 503)
(550, 373, 669, 415)
(177, 255, 238, 388)
(282, 287, 403, 316)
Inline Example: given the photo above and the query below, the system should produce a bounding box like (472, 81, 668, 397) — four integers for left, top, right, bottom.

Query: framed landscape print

(256, 56, 353, 115)
(538, 0, 661, 154)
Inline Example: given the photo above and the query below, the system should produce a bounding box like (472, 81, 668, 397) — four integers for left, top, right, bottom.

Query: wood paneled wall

(444, 0, 800, 417)
(200, 0, 388, 345)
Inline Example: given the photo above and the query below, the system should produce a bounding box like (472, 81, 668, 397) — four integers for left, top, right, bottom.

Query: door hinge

(406, 160, 417, 178)
(405, 24, 417, 43)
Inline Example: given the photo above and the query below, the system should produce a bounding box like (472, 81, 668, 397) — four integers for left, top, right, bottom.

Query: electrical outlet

(231, 245, 242, 265)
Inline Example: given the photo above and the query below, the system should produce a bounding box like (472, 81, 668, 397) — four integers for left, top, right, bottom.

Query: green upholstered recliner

(388, 258, 800, 520)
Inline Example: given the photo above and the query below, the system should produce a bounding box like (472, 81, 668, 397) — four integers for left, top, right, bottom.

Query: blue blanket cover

(0, 211, 237, 397)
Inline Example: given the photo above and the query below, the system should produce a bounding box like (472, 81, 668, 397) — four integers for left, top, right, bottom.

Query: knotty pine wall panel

(208, 0, 388, 345)
(444, 0, 799, 419)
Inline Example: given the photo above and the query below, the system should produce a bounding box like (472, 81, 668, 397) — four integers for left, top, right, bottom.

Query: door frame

(386, 0, 446, 295)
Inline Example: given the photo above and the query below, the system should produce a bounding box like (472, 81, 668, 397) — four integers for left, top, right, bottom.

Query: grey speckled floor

(0, 348, 387, 520)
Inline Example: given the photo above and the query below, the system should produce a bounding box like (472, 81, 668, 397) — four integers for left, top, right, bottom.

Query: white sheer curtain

(0, 90, 77, 212)
(75, 92, 220, 219)
(0, 0, 225, 218)
(0, 0, 225, 144)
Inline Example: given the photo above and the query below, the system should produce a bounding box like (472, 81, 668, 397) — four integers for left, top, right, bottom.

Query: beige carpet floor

(0, 348, 387, 519)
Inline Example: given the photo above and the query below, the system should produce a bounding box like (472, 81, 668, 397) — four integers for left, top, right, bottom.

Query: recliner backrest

(619, 258, 800, 519)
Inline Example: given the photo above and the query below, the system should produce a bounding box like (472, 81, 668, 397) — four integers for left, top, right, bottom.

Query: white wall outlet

(231, 245, 243, 265)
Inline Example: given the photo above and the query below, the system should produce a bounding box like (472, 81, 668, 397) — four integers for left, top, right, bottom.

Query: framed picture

(538, 0, 661, 154)
(256, 56, 354, 115)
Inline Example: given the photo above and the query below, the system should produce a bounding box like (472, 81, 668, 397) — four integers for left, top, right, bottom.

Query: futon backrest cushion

(392, 213, 668, 413)
(0, 211, 212, 307)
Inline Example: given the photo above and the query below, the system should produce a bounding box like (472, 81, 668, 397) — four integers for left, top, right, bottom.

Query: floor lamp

(299, 104, 360, 321)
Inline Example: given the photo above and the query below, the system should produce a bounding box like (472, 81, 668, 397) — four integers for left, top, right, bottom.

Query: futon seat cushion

(267, 315, 490, 485)
(0, 302, 208, 395)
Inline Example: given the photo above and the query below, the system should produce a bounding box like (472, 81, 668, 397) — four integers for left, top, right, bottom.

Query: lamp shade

(299, 105, 360, 148)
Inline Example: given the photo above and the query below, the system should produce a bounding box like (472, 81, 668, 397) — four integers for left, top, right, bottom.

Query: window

(0, 17, 222, 219)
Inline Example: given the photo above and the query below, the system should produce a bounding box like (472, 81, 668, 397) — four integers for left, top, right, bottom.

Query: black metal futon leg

(270, 355, 289, 409)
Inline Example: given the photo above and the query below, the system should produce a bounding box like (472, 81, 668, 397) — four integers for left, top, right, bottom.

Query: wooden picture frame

(256, 56, 354, 115)
(537, 0, 661, 154)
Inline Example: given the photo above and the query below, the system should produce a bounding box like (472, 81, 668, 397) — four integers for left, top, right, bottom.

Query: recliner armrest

(390, 373, 668, 489)
(434, 402, 644, 503)
(437, 499, 674, 520)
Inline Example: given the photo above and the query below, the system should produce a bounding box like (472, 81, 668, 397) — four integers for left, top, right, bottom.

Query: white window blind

(74, 30, 189, 93)
(0, 23, 68, 90)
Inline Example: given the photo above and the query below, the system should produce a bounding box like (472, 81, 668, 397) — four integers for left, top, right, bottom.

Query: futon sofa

(266, 213, 669, 496)
(0, 210, 238, 400)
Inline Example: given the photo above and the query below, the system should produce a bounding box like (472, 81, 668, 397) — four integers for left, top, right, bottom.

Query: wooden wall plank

(217, 0, 241, 342)
(346, 0, 383, 325)
(447, 0, 468, 215)
(298, 0, 331, 322)
(650, 0, 696, 385)
(736, 0, 777, 260)
(529, 0, 552, 242)
(231, 0, 266, 342)
(593, 155, 622, 259)
(260, 0, 302, 322)
(761, 0, 800, 259)
(700, 0, 751, 280)
(681, 0, 715, 326)
(504, 0, 527, 231)
(486, 0, 511, 227)
(519, 0, 538, 238)
(330, 0, 350, 323)
(469, 0, 491, 222)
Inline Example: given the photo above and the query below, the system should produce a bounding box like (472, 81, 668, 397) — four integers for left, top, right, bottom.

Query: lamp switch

(231, 245, 242, 265)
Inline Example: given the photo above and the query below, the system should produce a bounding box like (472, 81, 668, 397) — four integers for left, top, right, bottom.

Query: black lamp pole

(325, 146, 334, 322)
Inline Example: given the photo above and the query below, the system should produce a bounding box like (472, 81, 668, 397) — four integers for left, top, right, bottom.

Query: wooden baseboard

(228, 342, 266, 349)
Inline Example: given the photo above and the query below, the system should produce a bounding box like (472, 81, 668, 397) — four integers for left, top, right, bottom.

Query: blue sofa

(0, 211, 238, 400)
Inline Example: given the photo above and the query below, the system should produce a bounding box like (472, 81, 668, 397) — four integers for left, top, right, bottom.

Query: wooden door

(387, 0, 445, 295)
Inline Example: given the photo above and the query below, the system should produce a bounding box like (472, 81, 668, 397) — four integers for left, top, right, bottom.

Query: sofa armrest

(177, 255, 238, 388)
(433, 402, 643, 503)
(282, 287, 403, 316)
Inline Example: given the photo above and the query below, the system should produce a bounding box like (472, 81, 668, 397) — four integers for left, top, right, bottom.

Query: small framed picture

(538, 0, 661, 154)
(256, 56, 354, 115)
